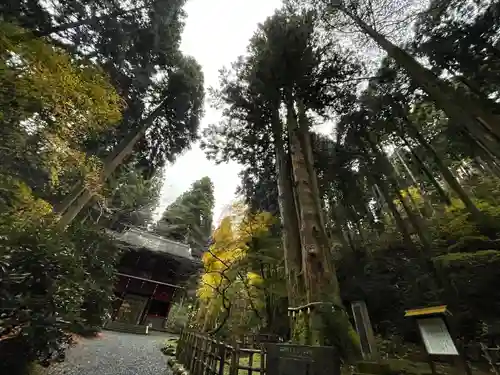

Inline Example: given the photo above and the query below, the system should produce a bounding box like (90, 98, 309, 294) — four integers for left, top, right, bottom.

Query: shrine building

(105, 227, 201, 332)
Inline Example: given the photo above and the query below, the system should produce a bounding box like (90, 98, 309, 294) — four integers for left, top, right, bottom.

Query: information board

(417, 317, 459, 356)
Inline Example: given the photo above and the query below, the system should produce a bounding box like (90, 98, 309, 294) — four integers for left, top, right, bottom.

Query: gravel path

(48, 331, 176, 375)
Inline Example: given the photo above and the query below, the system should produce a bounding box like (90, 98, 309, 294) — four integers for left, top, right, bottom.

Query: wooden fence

(176, 331, 266, 375)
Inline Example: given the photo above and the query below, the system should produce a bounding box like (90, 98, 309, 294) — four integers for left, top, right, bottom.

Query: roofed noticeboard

(417, 317, 459, 356)
(265, 344, 340, 375)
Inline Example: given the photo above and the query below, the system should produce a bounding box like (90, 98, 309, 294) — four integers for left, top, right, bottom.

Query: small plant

(161, 338, 178, 356)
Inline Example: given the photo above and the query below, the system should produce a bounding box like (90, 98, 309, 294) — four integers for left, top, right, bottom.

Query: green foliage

(0, 16, 140, 374)
(433, 250, 500, 340)
(156, 177, 215, 256)
(1, 0, 196, 176)
(433, 249, 500, 268)
(0, 178, 119, 372)
(91, 163, 164, 228)
(2, 0, 205, 183)
(0, 21, 123, 203)
(164, 302, 192, 334)
(67, 223, 120, 335)
(332, 173, 500, 345)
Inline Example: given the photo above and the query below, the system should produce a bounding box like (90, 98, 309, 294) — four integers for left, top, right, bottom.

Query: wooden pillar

(138, 283, 158, 325)
(113, 277, 131, 321)
(351, 300, 379, 360)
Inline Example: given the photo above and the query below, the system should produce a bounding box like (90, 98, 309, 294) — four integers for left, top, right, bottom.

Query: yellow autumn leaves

(198, 206, 274, 302)
(0, 21, 123, 194)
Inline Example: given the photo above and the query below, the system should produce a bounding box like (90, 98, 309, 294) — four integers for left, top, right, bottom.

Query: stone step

(104, 321, 149, 335)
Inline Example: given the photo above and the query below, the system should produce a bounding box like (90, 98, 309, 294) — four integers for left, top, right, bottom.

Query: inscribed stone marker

(265, 344, 340, 375)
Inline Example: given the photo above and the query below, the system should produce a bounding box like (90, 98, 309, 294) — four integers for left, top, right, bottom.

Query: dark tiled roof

(108, 227, 194, 260)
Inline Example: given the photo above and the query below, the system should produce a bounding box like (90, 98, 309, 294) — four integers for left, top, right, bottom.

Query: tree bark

(271, 108, 303, 310)
(285, 92, 360, 358)
(296, 100, 327, 230)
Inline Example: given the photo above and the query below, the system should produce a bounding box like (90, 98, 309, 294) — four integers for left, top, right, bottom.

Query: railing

(176, 331, 266, 375)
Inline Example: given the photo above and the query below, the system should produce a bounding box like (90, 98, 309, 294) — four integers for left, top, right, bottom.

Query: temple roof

(108, 227, 196, 261)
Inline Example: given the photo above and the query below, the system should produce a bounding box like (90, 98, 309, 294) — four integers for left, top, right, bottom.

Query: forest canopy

(195, 0, 500, 361)
(2, 0, 500, 373)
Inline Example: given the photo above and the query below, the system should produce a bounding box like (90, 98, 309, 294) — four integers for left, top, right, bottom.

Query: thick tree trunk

(285, 93, 360, 359)
(270, 109, 303, 309)
(56, 100, 166, 228)
(296, 100, 327, 230)
(338, 6, 500, 159)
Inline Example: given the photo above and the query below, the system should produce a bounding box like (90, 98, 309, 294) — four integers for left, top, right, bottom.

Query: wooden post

(445, 315, 473, 375)
(229, 342, 239, 375)
(259, 346, 265, 375)
(248, 351, 254, 375)
(351, 300, 379, 360)
(190, 335, 199, 374)
(196, 336, 207, 375)
(217, 342, 226, 375)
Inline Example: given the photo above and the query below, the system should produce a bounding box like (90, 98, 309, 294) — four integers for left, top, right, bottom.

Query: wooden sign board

(265, 344, 340, 375)
(417, 317, 459, 356)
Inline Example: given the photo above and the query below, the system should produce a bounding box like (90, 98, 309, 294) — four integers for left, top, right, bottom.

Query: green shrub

(165, 303, 192, 334)
(0, 180, 119, 374)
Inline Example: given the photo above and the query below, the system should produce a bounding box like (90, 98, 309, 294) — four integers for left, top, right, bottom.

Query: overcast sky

(153, 0, 282, 224)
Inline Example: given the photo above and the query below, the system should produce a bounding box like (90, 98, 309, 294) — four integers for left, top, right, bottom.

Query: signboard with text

(417, 317, 459, 356)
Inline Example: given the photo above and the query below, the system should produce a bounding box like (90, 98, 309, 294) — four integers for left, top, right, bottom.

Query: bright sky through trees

(153, 0, 282, 224)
